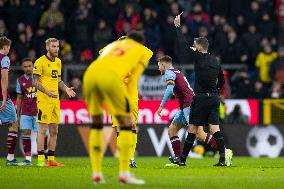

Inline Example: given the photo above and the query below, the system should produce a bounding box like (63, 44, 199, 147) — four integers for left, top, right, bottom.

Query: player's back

(90, 39, 152, 80)
(167, 69, 195, 109)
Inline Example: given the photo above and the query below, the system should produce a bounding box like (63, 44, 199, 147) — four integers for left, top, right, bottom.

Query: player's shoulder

(135, 41, 153, 55)
(17, 74, 25, 81)
(35, 55, 46, 64)
(165, 69, 176, 79)
(55, 57, 62, 64)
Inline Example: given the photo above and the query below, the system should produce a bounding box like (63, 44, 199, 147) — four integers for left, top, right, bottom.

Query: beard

(50, 51, 59, 57)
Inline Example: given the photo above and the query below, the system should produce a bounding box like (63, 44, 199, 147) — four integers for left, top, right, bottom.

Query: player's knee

(8, 122, 18, 132)
(22, 129, 31, 136)
(49, 127, 58, 136)
(187, 125, 197, 134)
(168, 126, 177, 137)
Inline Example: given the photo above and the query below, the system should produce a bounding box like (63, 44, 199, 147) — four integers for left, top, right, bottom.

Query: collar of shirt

(24, 74, 31, 80)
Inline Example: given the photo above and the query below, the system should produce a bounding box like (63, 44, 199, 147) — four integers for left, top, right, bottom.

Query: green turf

(1, 157, 284, 189)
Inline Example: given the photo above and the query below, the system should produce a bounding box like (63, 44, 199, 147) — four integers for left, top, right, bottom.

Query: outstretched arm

(174, 12, 196, 59)
(58, 77, 76, 98)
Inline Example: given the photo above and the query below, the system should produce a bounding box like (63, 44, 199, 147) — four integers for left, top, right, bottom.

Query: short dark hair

(127, 31, 145, 44)
(0, 36, 11, 49)
(158, 55, 172, 64)
(194, 37, 209, 50)
(21, 58, 33, 64)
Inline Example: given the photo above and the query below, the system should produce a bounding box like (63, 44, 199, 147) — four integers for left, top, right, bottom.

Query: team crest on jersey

(48, 64, 50, 67)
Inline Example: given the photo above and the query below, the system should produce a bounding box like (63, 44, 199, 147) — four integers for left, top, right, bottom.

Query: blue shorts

(172, 106, 191, 126)
(20, 115, 38, 131)
(0, 100, 16, 124)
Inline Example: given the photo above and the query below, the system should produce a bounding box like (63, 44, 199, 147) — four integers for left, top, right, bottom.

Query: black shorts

(190, 93, 220, 126)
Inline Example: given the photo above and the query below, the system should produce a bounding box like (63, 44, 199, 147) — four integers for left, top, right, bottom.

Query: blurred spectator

(7, 0, 24, 38)
(221, 30, 241, 64)
(93, 19, 113, 54)
(270, 82, 284, 98)
(258, 12, 275, 39)
(115, 3, 140, 36)
(188, 3, 209, 37)
(0, 19, 8, 36)
(0, 0, 7, 20)
(30, 28, 46, 56)
(68, 0, 95, 56)
(245, 1, 261, 24)
(255, 45, 277, 84)
(80, 49, 93, 63)
(14, 32, 29, 62)
(233, 15, 247, 36)
(27, 49, 37, 62)
(23, 0, 42, 30)
(39, 1, 63, 29)
(231, 69, 255, 98)
(251, 80, 268, 99)
(60, 39, 73, 62)
(101, 0, 121, 25)
(240, 24, 263, 67)
(142, 8, 161, 51)
(270, 46, 284, 84)
(225, 104, 249, 124)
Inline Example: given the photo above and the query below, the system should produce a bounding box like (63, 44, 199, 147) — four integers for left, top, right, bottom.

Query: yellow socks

(117, 130, 132, 172)
(130, 131, 137, 160)
(89, 129, 103, 172)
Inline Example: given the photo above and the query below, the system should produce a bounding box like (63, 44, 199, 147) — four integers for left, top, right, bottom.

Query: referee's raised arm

(174, 12, 197, 60)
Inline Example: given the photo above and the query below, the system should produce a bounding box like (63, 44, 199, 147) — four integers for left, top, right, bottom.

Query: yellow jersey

(33, 55, 62, 100)
(92, 38, 153, 81)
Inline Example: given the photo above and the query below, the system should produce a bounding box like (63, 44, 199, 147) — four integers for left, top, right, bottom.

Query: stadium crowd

(0, 0, 284, 99)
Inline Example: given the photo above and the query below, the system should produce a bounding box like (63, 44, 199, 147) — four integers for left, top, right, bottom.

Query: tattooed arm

(32, 74, 57, 98)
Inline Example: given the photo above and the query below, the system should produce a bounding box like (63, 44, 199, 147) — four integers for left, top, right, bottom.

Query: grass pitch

(0, 157, 284, 189)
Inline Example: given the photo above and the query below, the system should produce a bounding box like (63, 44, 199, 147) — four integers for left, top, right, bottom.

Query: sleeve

(217, 66, 225, 90)
(159, 70, 176, 108)
(139, 46, 153, 68)
(176, 27, 197, 61)
(160, 85, 174, 108)
(33, 59, 42, 76)
(165, 70, 176, 86)
(16, 79, 22, 94)
(58, 59, 62, 77)
(1, 56, 10, 70)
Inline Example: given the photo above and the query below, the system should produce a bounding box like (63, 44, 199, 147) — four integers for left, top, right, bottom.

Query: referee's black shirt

(176, 27, 225, 93)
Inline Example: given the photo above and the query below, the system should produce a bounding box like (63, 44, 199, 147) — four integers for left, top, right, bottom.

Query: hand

(45, 90, 58, 98)
(156, 107, 163, 117)
(65, 87, 76, 98)
(0, 101, 6, 112)
(174, 11, 184, 28)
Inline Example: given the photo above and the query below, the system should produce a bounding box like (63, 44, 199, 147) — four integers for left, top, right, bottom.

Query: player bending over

(83, 32, 153, 185)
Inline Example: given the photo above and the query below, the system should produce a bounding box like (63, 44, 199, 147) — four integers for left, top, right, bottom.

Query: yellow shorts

(83, 69, 131, 116)
(37, 97, 60, 124)
(112, 101, 138, 128)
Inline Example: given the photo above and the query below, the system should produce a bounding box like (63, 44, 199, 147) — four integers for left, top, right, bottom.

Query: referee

(174, 12, 233, 166)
